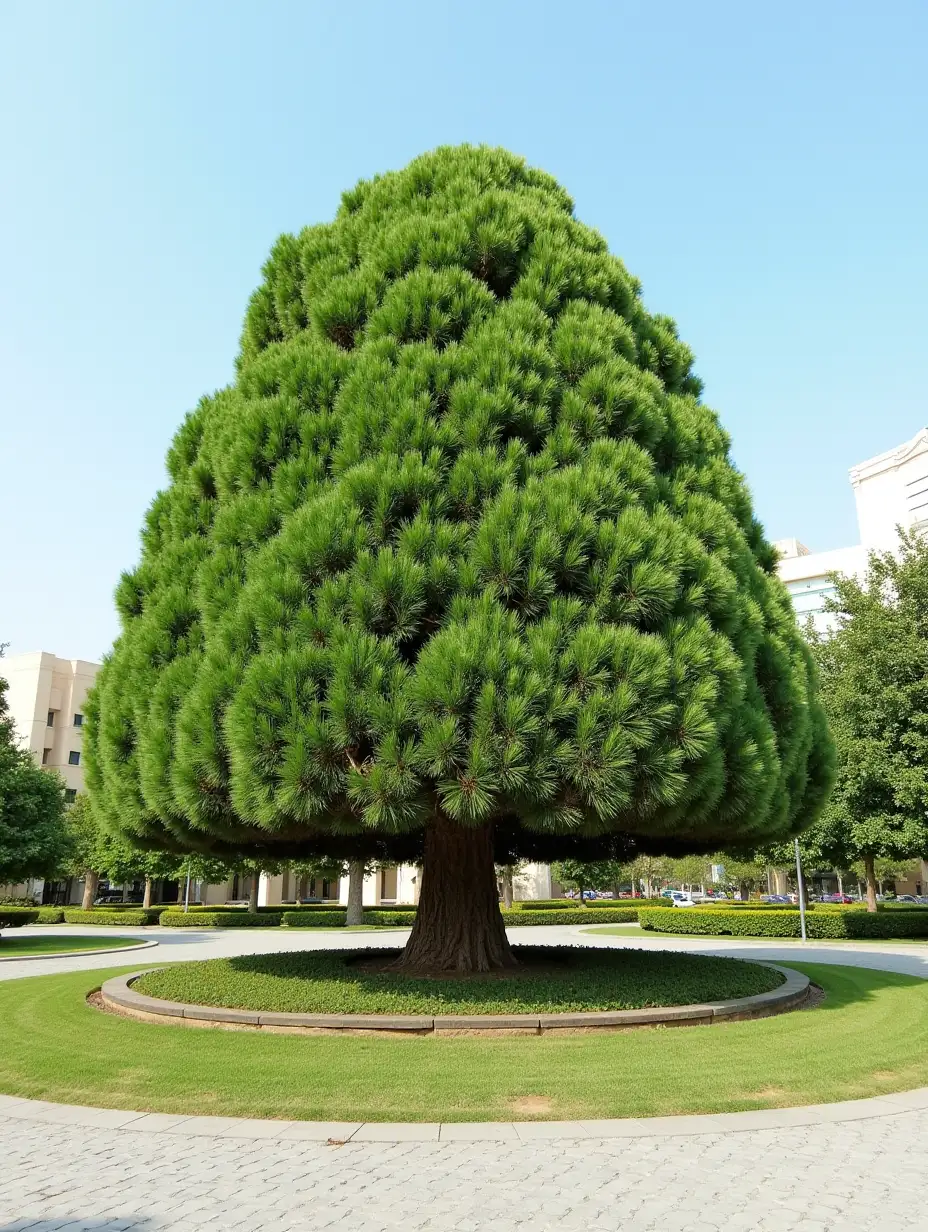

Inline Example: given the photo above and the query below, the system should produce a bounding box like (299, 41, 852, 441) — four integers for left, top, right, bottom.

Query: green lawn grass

(0, 961, 925, 1121)
(133, 947, 781, 1015)
(0, 935, 144, 958)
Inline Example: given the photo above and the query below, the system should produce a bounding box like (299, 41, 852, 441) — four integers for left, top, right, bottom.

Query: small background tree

(804, 532, 928, 910)
(0, 649, 68, 892)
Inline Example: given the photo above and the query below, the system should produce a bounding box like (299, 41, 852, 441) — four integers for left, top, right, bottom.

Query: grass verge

(0, 935, 144, 958)
(0, 962, 925, 1121)
(133, 947, 781, 1015)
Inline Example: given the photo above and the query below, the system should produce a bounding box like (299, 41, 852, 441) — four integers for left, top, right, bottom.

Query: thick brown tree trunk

(81, 870, 99, 911)
(864, 853, 878, 913)
(501, 866, 514, 909)
(142, 877, 153, 909)
(393, 812, 516, 974)
(346, 860, 365, 926)
(248, 874, 260, 914)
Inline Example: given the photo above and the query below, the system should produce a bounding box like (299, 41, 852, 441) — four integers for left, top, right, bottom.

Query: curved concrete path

(2, 924, 928, 1230)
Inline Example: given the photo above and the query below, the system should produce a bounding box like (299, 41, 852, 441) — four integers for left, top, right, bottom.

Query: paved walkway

(2, 925, 928, 1231)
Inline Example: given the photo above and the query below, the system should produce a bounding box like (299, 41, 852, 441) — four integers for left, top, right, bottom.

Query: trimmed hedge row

(160, 911, 284, 927)
(507, 907, 640, 925)
(639, 908, 928, 940)
(0, 908, 67, 926)
(162, 906, 643, 929)
(280, 911, 348, 927)
(62, 909, 164, 926)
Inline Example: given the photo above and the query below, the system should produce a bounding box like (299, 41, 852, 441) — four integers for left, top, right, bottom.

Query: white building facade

(776, 427, 928, 632)
(775, 427, 928, 896)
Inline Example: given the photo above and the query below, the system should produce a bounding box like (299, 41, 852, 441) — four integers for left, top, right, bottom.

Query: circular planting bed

(105, 948, 808, 1033)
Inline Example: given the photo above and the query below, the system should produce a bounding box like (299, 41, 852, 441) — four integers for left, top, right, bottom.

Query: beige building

(1, 651, 101, 902)
(2, 651, 99, 803)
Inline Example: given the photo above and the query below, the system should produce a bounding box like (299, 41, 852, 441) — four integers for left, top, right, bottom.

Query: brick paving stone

(2, 1108, 928, 1230)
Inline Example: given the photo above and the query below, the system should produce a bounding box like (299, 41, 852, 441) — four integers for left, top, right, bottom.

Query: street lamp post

(794, 839, 807, 942)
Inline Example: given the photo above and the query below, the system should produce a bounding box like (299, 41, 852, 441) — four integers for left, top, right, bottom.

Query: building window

(64, 788, 77, 804)
(73, 713, 84, 727)
(68, 751, 80, 766)
(47, 710, 55, 727)
(42, 748, 50, 764)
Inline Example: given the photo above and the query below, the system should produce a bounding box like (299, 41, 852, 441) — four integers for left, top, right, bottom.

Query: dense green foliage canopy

(0, 660, 67, 884)
(86, 144, 832, 866)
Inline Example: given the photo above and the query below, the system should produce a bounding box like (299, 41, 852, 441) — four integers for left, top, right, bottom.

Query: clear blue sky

(2, 0, 926, 662)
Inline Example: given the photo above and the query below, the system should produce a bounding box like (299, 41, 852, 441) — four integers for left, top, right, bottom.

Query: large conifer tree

(86, 146, 832, 971)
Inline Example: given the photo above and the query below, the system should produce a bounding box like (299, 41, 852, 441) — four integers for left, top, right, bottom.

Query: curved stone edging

(0, 938, 159, 964)
(100, 962, 809, 1034)
(2, 1084, 927, 1141)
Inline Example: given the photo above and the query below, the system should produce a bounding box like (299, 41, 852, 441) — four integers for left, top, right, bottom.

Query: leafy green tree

(0, 652, 68, 888)
(803, 532, 928, 911)
(712, 852, 770, 899)
(61, 793, 185, 908)
(85, 145, 833, 972)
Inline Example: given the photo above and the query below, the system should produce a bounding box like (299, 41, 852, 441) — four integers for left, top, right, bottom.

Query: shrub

(0, 909, 39, 928)
(638, 908, 928, 940)
(506, 900, 581, 911)
(362, 910, 416, 927)
(504, 907, 640, 926)
(281, 911, 348, 927)
(160, 911, 282, 927)
(36, 908, 65, 923)
(62, 909, 156, 926)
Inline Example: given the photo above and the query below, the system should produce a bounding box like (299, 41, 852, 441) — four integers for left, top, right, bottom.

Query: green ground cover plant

(135, 947, 781, 1014)
(0, 962, 923, 1121)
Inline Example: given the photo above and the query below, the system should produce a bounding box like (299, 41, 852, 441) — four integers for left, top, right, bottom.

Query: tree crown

(86, 144, 832, 864)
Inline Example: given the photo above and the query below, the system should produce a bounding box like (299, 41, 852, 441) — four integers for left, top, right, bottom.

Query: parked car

(895, 894, 919, 903)
(94, 888, 131, 905)
(671, 895, 697, 908)
(822, 893, 854, 904)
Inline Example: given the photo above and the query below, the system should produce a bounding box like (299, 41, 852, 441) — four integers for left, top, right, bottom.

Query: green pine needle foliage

(85, 144, 833, 864)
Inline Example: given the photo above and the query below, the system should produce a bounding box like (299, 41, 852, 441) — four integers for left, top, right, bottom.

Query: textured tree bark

(501, 866, 514, 909)
(864, 853, 878, 913)
(142, 877, 153, 909)
(346, 860, 365, 926)
(81, 870, 99, 912)
(248, 874, 260, 914)
(393, 813, 516, 974)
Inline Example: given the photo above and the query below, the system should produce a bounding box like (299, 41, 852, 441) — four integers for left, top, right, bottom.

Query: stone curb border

(0, 938, 159, 964)
(100, 963, 809, 1034)
(2, 1086, 928, 1142)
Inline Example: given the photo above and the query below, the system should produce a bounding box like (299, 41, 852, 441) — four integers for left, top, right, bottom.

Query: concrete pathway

(1, 924, 927, 1230)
